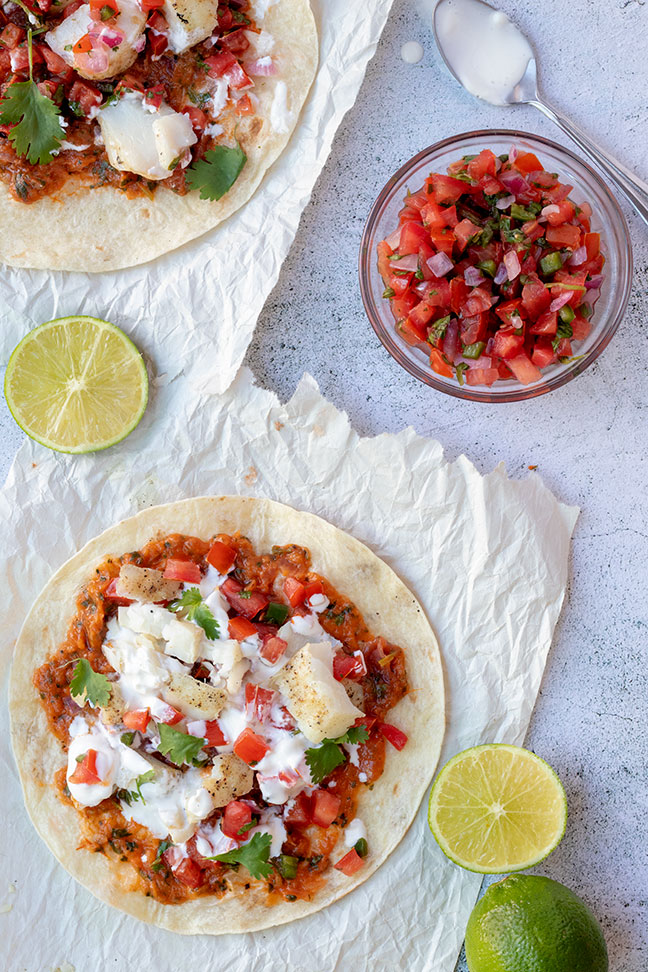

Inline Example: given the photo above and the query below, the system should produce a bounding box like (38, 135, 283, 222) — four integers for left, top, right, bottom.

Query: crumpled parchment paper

(0, 369, 578, 972)
(0, 0, 395, 395)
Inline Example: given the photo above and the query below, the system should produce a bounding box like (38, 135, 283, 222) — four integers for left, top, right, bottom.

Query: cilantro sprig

(185, 143, 247, 201)
(305, 726, 370, 785)
(70, 658, 112, 708)
(207, 832, 273, 880)
(169, 587, 219, 640)
(151, 839, 172, 872)
(116, 769, 156, 807)
(157, 723, 206, 766)
(0, 29, 65, 164)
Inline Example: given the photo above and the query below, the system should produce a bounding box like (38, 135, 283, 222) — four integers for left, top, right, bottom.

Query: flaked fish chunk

(164, 673, 227, 720)
(116, 564, 181, 603)
(200, 753, 253, 807)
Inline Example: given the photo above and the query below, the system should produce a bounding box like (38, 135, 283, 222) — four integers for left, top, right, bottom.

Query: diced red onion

(494, 261, 508, 285)
(75, 47, 109, 73)
(133, 34, 146, 52)
(385, 226, 401, 250)
(427, 252, 454, 277)
(393, 253, 419, 272)
(498, 169, 529, 196)
(508, 144, 518, 163)
(464, 266, 485, 287)
(539, 204, 560, 223)
(549, 292, 573, 312)
(568, 246, 587, 267)
(443, 319, 459, 360)
(496, 194, 515, 210)
(504, 249, 521, 281)
(245, 56, 277, 76)
(414, 281, 429, 296)
(99, 27, 124, 49)
(585, 274, 603, 290)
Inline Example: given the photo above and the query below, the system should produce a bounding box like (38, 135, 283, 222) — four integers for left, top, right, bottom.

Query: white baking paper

(0, 369, 578, 972)
(0, 0, 395, 395)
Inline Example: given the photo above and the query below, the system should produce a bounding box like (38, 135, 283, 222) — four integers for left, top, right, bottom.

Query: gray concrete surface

(1, 0, 646, 968)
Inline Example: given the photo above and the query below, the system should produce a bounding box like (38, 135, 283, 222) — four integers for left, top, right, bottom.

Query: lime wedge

(428, 744, 567, 873)
(4, 316, 148, 454)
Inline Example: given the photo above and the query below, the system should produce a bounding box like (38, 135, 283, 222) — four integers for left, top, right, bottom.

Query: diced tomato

(399, 220, 428, 256)
(220, 27, 250, 54)
(427, 172, 470, 205)
(284, 791, 311, 826)
(428, 227, 454, 255)
(311, 790, 341, 827)
(377, 723, 408, 750)
(0, 24, 24, 49)
(521, 219, 545, 243)
(429, 347, 453, 378)
(37, 80, 59, 100)
(206, 540, 237, 574)
(228, 615, 258, 640)
(377, 241, 393, 284)
(544, 199, 575, 226)
(180, 105, 206, 133)
(69, 749, 102, 784)
(513, 151, 542, 174)
(204, 720, 227, 746)
(283, 576, 305, 607)
(259, 636, 288, 664)
(123, 709, 150, 732)
(529, 310, 557, 336)
(222, 800, 253, 839)
(104, 577, 133, 606)
(163, 558, 202, 583)
(221, 577, 269, 619)
(205, 50, 253, 89)
(333, 651, 366, 681)
(334, 848, 365, 876)
(531, 340, 556, 368)
(521, 275, 551, 319)
(465, 367, 499, 386)
(245, 684, 275, 722)
(235, 93, 253, 116)
(142, 83, 165, 110)
(584, 232, 600, 260)
(462, 286, 494, 317)
(89, 0, 118, 19)
(68, 80, 101, 116)
(303, 580, 324, 600)
(554, 337, 573, 357)
(141, 0, 164, 9)
(546, 224, 581, 249)
(506, 353, 543, 385)
(453, 218, 480, 251)
(492, 330, 524, 359)
(495, 299, 524, 329)
(148, 32, 168, 55)
(449, 276, 469, 315)
(467, 149, 497, 181)
(40, 46, 69, 76)
(159, 704, 183, 726)
(233, 728, 269, 765)
(63, 0, 84, 15)
(217, 4, 233, 28)
(271, 706, 296, 731)
(73, 33, 92, 54)
(174, 858, 205, 889)
(400, 315, 428, 344)
(571, 314, 592, 341)
(460, 313, 488, 345)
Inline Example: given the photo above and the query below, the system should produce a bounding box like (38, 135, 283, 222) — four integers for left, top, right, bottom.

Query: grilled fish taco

(10, 496, 444, 933)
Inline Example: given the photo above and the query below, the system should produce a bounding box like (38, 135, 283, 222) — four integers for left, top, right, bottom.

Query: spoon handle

(530, 97, 648, 227)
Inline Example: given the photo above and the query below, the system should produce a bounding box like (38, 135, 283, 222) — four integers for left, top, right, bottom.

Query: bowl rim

(358, 128, 634, 403)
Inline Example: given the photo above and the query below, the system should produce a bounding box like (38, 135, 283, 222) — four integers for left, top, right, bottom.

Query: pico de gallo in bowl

(359, 131, 632, 402)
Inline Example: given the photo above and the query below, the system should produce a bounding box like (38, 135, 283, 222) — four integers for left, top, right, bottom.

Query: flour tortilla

(0, 0, 317, 272)
(10, 496, 445, 934)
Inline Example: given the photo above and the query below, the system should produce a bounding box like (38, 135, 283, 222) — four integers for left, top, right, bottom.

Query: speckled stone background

(1, 0, 647, 968)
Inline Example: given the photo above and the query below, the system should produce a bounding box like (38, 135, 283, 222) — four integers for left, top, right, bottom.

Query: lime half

(428, 744, 567, 873)
(4, 316, 148, 454)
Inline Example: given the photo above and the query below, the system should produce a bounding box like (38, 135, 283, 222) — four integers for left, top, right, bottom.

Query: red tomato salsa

(33, 533, 409, 906)
(377, 146, 605, 388)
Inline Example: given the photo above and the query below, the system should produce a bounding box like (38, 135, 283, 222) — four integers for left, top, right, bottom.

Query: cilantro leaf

(0, 80, 65, 164)
(70, 658, 111, 707)
(116, 769, 156, 807)
(169, 587, 219, 640)
(151, 839, 172, 871)
(185, 143, 246, 201)
(157, 723, 205, 766)
(305, 726, 370, 785)
(135, 769, 155, 801)
(208, 832, 273, 880)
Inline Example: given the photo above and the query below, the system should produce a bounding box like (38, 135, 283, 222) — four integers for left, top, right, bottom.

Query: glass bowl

(358, 130, 633, 402)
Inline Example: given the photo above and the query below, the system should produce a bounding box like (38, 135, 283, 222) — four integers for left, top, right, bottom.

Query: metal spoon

(433, 0, 648, 226)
